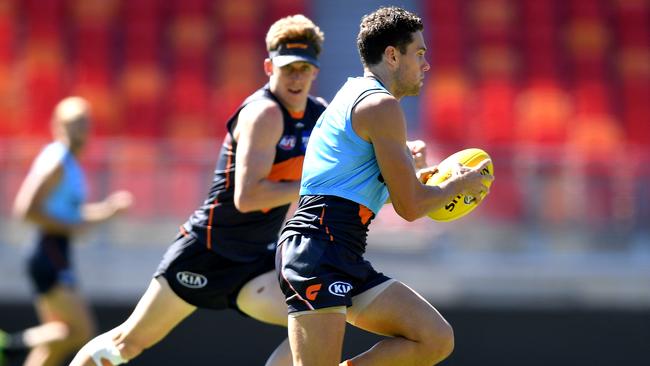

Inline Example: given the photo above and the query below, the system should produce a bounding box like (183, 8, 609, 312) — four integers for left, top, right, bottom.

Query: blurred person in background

(0, 96, 133, 366)
(276, 7, 493, 366)
(69, 14, 326, 366)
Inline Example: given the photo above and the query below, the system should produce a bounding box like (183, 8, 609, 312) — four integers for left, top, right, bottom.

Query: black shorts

(276, 234, 390, 314)
(27, 233, 76, 294)
(154, 233, 276, 310)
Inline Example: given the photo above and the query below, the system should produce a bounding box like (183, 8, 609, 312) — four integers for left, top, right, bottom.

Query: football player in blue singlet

(3, 97, 133, 366)
(276, 7, 494, 366)
(70, 15, 326, 366)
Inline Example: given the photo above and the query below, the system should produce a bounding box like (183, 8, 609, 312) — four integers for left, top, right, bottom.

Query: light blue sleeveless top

(300, 77, 391, 214)
(33, 142, 87, 224)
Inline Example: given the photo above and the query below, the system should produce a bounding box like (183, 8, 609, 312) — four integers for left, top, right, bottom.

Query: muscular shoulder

(240, 99, 283, 125)
(352, 93, 403, 141)
(355, 92, 398, 115)
(234, 99, 284, 141)
(32, 143, 66, 177)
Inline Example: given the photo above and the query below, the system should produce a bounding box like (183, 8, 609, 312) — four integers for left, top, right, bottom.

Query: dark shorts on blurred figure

(28, 233, 76, 294)
(154, 232, 276, 310)
(276, 234, 390, 314)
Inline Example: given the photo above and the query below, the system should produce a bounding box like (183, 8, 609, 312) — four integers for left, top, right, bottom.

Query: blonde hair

(265, 14, 325, 55)
(53, 96, 90, 125)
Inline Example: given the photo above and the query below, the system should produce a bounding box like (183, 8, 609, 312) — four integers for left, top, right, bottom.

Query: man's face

(267, 60, 319, 111)
(394, 31, 430, 97)
(60, 116, 90, 151)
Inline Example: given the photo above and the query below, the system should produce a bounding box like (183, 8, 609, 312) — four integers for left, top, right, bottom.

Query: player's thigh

(236, 270, 287, 327)
(116, 277, 196, 346)
(350, 281, 452, 341)
(289, 312, 346, 366)
(35, 285, 95, 337)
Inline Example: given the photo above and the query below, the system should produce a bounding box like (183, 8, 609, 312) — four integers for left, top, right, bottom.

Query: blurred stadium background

(0, 0, 648, 365)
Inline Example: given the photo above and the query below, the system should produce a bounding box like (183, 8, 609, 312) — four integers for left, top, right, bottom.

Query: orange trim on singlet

(289, 109, 305, 119)
(319, 207, 334, 241)
(257, 157, 304, 212)
(358, 204, 373, 225)
(179, 225, 190, 237)
(205, 142, 235, 250)
(224, 145, 234, 190)
(206, 195, 218, 250)
(267, 156, 304, 182)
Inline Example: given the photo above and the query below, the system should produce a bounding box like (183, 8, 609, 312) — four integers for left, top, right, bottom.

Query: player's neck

(56, 137, 82, 157)
(363, 67, 400, 99)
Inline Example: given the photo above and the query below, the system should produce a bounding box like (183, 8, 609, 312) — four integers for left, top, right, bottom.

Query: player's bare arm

(13, 160, 79, 234)
(14, 160, 132, 235)
(353, 94, 448, 220)
(406, 139, 428, 170)
(233, 99, 301, 213)
(81, 190, 133, 223)
(354, 94, 491, 221)
(406, 139, 441, 184)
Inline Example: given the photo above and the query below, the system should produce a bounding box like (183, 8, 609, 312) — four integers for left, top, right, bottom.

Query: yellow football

(425, 148, 494, 222)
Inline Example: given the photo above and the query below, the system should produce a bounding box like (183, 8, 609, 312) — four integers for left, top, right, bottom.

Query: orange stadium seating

(422, 0, 648, 222)
(0, 0, 647, 223)
(0, 0, 307, 216)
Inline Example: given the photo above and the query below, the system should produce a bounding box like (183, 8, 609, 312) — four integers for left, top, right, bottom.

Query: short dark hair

(357, 7, 424, 67)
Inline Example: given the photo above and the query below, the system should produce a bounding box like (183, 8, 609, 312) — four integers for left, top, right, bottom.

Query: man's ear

(384, 46, 399, 68)
(263, 58, 274, 76)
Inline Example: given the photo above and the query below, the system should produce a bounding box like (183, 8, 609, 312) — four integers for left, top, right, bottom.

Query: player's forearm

(391, 181, 458, 221)
(80, 201, 119, 224)
(234, 180, 300, 213)
(416, 184, 460, 218)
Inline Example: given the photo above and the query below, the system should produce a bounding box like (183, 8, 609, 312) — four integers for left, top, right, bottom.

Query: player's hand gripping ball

(426, 148, 494, 222)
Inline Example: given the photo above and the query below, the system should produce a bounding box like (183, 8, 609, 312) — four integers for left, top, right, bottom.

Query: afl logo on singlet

(279, 136, 297, 150)
(176, 271, 208, 289)
(328, 281, 352, 297)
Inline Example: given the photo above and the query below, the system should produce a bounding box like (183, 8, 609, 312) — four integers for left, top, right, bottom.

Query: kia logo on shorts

(328, 281, 352, 297)
(176, 271, 208, 289)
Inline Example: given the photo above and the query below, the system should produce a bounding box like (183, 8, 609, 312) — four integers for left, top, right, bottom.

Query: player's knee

(420, 320, 454, 363)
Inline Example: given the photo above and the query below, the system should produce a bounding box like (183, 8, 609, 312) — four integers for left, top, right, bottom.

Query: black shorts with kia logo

(276, 195, 391, 313)
(154, 232, 275, 310)
(275, 199, 389, 313)
(276, 233, 390, 313)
